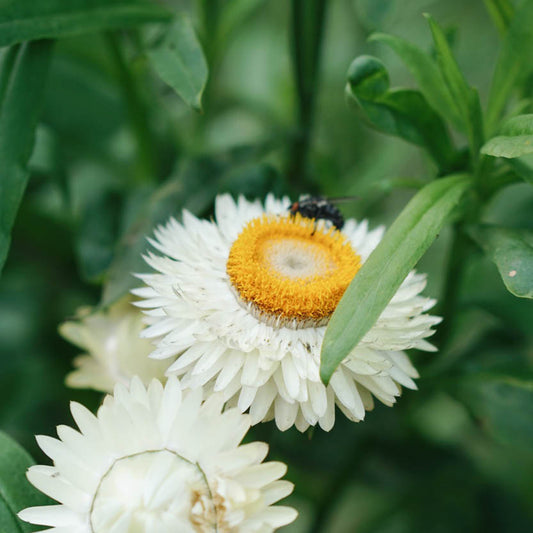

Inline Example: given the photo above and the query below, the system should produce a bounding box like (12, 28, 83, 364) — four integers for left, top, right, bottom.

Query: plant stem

(106, 32, 156, 184)
(287, 0, 328, 192)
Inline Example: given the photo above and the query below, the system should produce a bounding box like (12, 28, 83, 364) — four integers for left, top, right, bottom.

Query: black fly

(289, 195, 355, 231)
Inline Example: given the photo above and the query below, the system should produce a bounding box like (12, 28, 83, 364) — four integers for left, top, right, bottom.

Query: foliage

(0, 0, 532, 531)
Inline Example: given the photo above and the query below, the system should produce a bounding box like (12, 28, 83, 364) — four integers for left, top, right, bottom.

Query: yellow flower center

(226, 214, 361, 328)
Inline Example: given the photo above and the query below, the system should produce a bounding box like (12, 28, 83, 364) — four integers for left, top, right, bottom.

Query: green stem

(106, 32, 156, 184)
(287, 0, 328, 192)
(198, 0, 219, 68)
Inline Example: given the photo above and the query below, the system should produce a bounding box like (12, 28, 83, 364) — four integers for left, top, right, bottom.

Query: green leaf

(0, 41, 53, 277)
(460, 375, 533, 450)
(482, 136, 533, 158)
(0, 431, 50, 532)
(145, 17, 208, 111)
(468, 224, 533, 298)
(320, 174, 473, 384)
(425, 14, 484, 162)
(482, 114, 533, 158)
(500, 114, 533, 136)
(346, 55, 457, 171)
(483, 0, 514, 36)
(487, 1, 533, 133)
(0, 0, 171, 47)
(369, 32, 463, 131)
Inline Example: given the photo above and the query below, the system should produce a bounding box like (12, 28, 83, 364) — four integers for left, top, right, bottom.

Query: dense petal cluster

(135, 194, 441, 431)
(19, 377, 296, 532)
(61, 297, 170, 393)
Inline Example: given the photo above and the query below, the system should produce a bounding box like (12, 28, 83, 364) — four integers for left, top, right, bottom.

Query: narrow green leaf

(483, 0, 514, 36)
(0, 41, 53, 276)
(320, 174, 472, 384)
(482, 114, 533, 158)
(487, 1, 533, 133)
(0, 0, 171, 47)
(145, 17, 208, 111)
(459, 375, 533, 450)
(369, 32, 463, 130)
(469, 224, 533, 298)
(425, 14, 484, 161)
(346, 55, 457, 171)
(0, 432, 50, 532)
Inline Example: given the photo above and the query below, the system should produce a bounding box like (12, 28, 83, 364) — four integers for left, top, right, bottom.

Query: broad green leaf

(145, 17, 208, 111)
(0, 431, 50, 532)
(369, 32, 463, 131)
(482, 136, 533, 158)
(483, 0, 514, 36)
(469, 224, 533, 298)
(460, 375, 533, 450)
(482, 114, 533, 158)
(0, 0, 171, 47)
(425, 14, 484, 162)
(320, 174, 472, 384)
(0, 41, 53, 276)
(346, 55, 457, 171)
(487, 1, 533, 133)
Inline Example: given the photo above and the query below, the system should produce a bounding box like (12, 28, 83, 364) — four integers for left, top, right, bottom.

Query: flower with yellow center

(19, 377, 297, 532)
(134, 194, 441, 431)
(227, 213, 360, 325)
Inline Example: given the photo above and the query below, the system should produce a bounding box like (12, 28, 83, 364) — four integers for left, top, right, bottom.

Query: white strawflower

(61, 297, 169, 393)
(19, 377, 297, 532)
(134, 194, 441, 432)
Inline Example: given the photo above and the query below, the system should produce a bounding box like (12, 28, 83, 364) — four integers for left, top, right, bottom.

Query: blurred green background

(1, 0, 533, 531)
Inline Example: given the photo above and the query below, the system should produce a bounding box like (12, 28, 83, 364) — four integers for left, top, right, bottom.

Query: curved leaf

(145, 17, 208, 111)
(369, 32, 463, 130)
(469, 224, 533, 298)
(483, 0, 514, 35)
(424, 14, 484, 162)
(0, 0, 170, 47)
(482, 135, 533, 158)
(482, 114, 533, 158)
(320, 174, 473, 384)
(0, 41, 53, 276)
(346, 55, 457, 171)
(487, 0, 533, 132)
